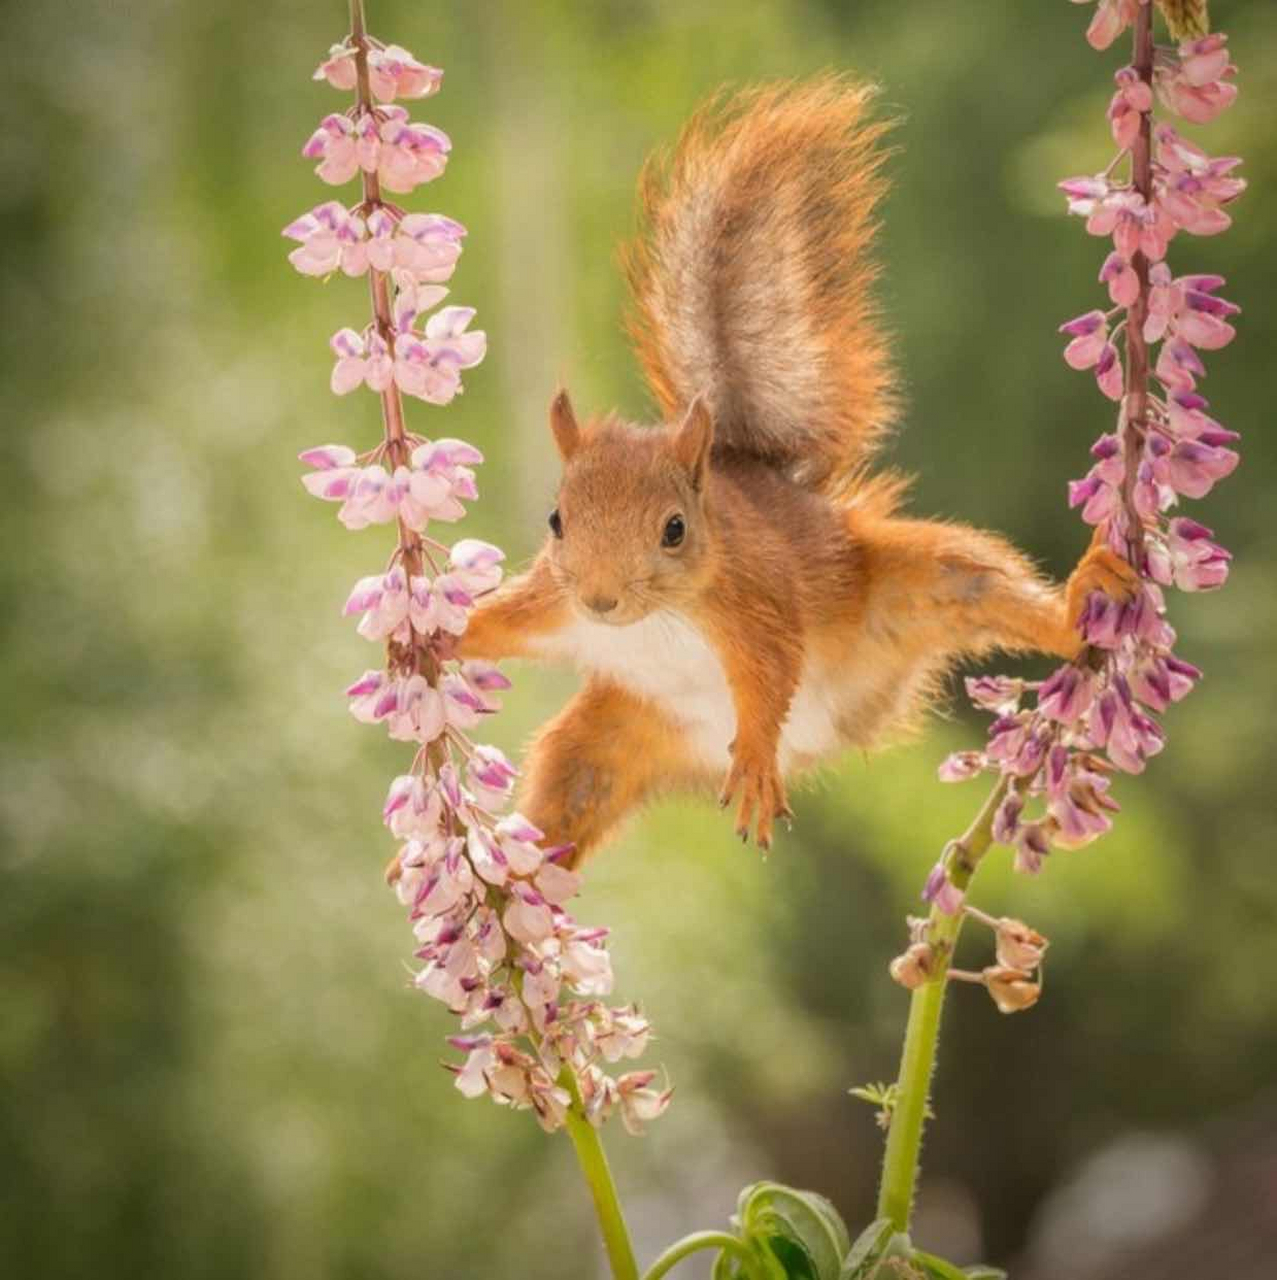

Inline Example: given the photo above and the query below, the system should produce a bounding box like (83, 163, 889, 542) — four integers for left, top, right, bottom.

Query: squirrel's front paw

(1065, 541, 1141, 631)
(719, 743, 792, 850)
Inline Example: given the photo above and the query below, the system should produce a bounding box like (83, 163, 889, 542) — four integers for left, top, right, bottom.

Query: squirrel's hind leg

(518, 678, 690, 869)
(855, 517, 1138, 664)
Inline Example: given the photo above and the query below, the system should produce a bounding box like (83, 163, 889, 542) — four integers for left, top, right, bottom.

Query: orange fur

(623, 77, 897, 491)
(518, 680, 692, 858)
(457, 82, 1137, 866)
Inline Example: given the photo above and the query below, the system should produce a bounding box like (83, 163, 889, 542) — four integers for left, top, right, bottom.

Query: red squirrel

(457, 77, 1135, 863)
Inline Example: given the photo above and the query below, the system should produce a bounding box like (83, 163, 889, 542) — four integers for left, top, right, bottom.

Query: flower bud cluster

(287, 22, 665, 1133)
(301, 437, 480, 529)
(286, 35, 485, 409)
(928, 6, 1242, 903)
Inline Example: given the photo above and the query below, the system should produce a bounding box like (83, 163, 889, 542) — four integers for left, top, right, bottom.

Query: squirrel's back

(624, 76, 897, 492)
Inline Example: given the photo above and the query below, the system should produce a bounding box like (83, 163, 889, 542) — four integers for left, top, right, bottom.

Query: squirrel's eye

(548, 508, 563, 539)
(661, 514, 686, 548)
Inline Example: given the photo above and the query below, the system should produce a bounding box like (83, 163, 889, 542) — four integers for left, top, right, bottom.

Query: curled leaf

(735, 1181, 851, 1280)
(840, 1218, 894, 1279)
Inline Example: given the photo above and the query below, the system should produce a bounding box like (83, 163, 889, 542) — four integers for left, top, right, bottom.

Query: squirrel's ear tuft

(671, 395, 714, 490)
(548, 388, 581, 461)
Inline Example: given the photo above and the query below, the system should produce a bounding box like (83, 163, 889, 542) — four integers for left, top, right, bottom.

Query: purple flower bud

(372, 685, 401, 720)
(1095, 342, 1124, 400)
(938, 750, 986, 783)
(921, 861, 965, 916)
(1078, 593, 1124, 648)
(1184, 288, 1240, 318)
(1013, 823, 1051, 875)
(1167, 438, 1240, 499)
(1038, 664, 1097, 725)
(965, 675, 1025, 714)
(1178, 273, 1226, 294)
(1059, 175, 1109, 201)
(345, 669, 383, 698)
(462, 661, 512, 692)
(1060, 308, 1108, 338)
(985, 714, 1029, 764)
(992, 792, 1024, 844)
(299, 443, 357, 469)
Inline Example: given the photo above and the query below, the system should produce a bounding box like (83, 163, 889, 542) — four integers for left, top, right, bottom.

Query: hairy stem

(641, 1231, 763, 1280)
(1119, 3, 1155, 565)
(559, 1066, 640, 1280)
(348, 0, 439, 708)
(875, 777, 1009, 1232)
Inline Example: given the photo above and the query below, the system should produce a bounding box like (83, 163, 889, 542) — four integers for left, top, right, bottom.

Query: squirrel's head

(542, 389, 715, 626)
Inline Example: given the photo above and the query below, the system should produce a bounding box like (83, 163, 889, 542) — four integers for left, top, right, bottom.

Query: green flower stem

(508, 963, 636, 1276)
(875, 776, 1009, 1232)
(559, 1065, 640, 1280)
(641, 1231, 763, 1280)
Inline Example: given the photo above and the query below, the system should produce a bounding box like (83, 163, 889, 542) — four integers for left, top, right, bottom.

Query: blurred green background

(3, 1, 1274, 1277)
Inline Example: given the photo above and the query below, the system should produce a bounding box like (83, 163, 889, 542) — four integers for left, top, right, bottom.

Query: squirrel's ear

(671, 395, 714, 490)
(548, 388, 581, 461)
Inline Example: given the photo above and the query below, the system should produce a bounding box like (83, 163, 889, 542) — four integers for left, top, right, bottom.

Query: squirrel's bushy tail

(625, 76, 896, 491)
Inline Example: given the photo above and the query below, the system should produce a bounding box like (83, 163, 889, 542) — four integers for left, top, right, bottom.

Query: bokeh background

(3, 1, 1274, 1277)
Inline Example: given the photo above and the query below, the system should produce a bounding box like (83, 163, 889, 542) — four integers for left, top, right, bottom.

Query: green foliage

(850, 1081, 937, 1132)
(694, 1190, 1007, 1280)
(848, 1082, 898, 1131)
(725, 1182, 853, 1279)
(840, 1219, 897, 1278)
(910, 1249, 1006, 1280)
(834, 1220, 1006, 1280)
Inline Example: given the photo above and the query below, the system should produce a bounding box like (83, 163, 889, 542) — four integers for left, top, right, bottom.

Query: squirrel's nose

(584, 594, 618, 615)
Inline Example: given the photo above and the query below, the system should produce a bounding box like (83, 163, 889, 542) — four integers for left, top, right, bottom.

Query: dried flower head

(889, 943, 938, 991)
(982, 966, 1043, 1015)
(993, 918, 1049, 971)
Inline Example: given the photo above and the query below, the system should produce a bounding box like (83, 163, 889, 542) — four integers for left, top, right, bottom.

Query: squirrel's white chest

(540, 610, 845, 771)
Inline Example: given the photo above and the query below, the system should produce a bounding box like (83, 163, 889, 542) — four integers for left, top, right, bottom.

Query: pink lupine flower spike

(285, 3, 665, 1135)
(938, 1, 1242, 884)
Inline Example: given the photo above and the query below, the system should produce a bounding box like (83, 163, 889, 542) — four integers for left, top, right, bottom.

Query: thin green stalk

(508, 959, 636, 1275)
(641, 1231, 762, 1280)
(875, 777, 1008, 1232)
(559, 1066, 640, 1280)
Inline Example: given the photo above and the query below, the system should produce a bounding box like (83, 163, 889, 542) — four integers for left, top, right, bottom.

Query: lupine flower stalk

(877, 0, 1241, 1238)
(929, 0, 1241, 905)
(286, 1, 666, 1145)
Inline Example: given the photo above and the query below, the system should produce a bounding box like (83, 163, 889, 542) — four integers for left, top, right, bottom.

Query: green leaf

(911, 1250, 1005, 1280)
(710, 1236, 787, 1280)
(751, 1236, 792, 1280)
(911, 1250, 967, 1280)
(840, 1218, 894, 1279)
(735, 1182, 851, 1280)
(712, 1251, 737, 1280)
(763, 1234, 819, 1280)
(712, 1247, 746, 1280)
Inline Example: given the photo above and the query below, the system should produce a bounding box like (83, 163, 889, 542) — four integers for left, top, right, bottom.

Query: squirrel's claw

(720, 748, 789, 850)
(1065, 540, 1141, 631)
